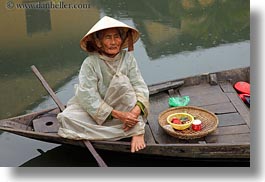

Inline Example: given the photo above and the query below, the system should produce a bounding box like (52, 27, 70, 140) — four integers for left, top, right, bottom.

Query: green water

(0, 0, 250, 166)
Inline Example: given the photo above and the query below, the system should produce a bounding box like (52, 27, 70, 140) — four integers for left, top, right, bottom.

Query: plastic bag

(168, 96, 190, 107)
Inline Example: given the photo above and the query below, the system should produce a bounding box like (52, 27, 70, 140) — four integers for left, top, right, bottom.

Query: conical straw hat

(80, 16, 140, 52)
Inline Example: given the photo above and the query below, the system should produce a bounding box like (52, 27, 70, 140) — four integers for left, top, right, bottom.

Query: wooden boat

(0, 67, 250, 159)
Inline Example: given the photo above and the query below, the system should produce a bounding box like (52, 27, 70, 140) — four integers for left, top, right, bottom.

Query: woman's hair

(85, 28, 126, 53)
(85, 39, 99, 52)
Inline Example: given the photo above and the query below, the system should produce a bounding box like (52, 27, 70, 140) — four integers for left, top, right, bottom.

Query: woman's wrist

(111, 109, 120, 119)
(131, 105, 141, 117)
(136, 101, 145, 115)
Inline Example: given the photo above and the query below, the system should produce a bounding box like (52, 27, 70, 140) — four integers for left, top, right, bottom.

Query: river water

(0, 0, 250, 166)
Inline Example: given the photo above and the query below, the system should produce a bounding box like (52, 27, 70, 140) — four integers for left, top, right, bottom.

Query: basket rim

(167, 112, 194, 129)
(158, 106, 219, 140)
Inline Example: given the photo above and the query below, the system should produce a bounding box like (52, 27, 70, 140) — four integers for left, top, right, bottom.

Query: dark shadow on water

(20, 144, 250, 167)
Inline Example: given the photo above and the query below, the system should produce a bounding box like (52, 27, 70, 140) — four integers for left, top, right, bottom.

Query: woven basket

(158, 106, 218, 140)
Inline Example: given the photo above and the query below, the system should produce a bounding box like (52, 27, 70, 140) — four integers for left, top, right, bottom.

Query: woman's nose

(110, 37, 116, 44)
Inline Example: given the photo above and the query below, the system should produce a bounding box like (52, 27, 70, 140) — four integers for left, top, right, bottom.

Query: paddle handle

(31, 65, 65, 112)
(31, 65, 108, 167)
(84, 141, 107, 167)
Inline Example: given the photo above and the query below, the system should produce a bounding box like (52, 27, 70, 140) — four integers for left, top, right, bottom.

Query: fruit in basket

(171, 118, 181, 124)
(167, 113, 194, 130)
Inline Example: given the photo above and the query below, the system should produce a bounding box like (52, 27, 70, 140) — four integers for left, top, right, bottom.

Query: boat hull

(0, 67, 250, 160)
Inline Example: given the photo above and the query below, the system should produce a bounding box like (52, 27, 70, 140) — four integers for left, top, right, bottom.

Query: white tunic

(57, 50, 149, 141)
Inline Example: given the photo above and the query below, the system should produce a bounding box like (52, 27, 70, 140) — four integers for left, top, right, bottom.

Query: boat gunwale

(0, 125, 250, 148)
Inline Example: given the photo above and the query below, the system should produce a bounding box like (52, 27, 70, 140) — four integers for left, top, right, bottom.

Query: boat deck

(145, 81, 250, 145)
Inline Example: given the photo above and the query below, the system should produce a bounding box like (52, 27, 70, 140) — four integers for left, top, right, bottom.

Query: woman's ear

(95, 38, 102, 48)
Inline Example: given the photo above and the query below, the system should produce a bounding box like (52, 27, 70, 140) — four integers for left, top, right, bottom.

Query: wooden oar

(31, 65, 108, 167)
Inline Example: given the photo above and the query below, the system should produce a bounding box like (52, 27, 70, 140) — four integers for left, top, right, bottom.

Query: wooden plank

(211, 125, 250, 136)
(148, 92, 178, 144)
(148, 92, 170, 115)
(32, 116, 60, 133)
(217, 113, 246, 127)
(186, 137, 207, 144)
(219, 82, 237, 93)
(0, 107, 58, 126)
(148, 80, 184, 95)
(188, 92, 230, 107)
(226, 93, 250, 128)
(179, 84, 223, 97)
(168, 89, 176, 97)
(168, 88, 180, 97)
(147, 92, 206, 144)
(216, 67, 250, 84)
(0, 120, 32, 131)
(209, 73, 218, 85)
(92, 141, 250, 159)
(202, 102, 237, 114)
(147, 92, 187, 144)
(205, 133, 250, 144)
(144, 124, 156, 144)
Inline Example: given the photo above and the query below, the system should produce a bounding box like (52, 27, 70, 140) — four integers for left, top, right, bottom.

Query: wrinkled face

(97, 28, 122, 56)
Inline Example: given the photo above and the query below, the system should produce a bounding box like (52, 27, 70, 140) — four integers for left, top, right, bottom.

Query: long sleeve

(127, 53, 150, 117)
(75, 58, 113, 125)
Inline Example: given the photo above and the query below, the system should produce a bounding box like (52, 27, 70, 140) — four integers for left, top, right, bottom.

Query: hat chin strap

(127, 30, 134, 52)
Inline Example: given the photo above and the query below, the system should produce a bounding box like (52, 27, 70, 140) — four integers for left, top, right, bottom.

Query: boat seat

(32, 116, 60, 133)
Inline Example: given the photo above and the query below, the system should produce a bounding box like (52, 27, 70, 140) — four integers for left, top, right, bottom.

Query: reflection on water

(25, 8, 52, 37)
(0, 0, 249, 166)
(94, 0, 249, 59)
(0, 0, 99, 119)
(0, 0, 250, 119)
(0, 0, 250, 120)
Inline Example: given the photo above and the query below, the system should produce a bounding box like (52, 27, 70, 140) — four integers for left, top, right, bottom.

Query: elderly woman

(57, 16, 150, 153)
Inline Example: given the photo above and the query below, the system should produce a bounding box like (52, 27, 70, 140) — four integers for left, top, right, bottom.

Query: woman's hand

(111, 109, 139, 128)
(130, 105, 141, 118)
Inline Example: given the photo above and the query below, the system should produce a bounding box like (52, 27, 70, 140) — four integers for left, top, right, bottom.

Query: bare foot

(131, 134, 146, 153)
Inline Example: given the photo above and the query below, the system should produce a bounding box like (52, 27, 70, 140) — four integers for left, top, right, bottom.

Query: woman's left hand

(111, 109, 139, 127)
(123, 105, 142, 131)
(130, 105, 141, 118)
